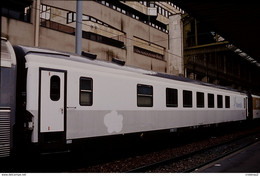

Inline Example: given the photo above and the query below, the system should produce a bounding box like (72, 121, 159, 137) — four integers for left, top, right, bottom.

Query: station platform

(197, 141, 260, 173)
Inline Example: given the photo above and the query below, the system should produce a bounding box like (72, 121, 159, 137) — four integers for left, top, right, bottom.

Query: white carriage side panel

(66, 67, 138, 139)
(26, 54, 67, 142)
(24, 52, 247, 141)
(26, 62, 40, 143)
(66, 63, 247, 139)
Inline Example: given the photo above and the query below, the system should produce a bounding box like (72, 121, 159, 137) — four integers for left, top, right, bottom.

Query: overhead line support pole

(75, 0, 82, 55)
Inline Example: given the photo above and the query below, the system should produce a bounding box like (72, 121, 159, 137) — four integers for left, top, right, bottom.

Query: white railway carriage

(0, 38, 256, 156)
(20, 45, 247, 145)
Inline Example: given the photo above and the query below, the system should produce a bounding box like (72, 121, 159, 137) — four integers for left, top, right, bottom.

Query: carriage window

(166, 88, 178, 107)
(208, 93, 214, 108)
(137, 84, 153, 107)
(80, 77, 93, 106)
(217, 95, 223, 108)
(225, 96, 230, 108)
(197, 92, 204, 108)
(183, 90, 192, 108)
(50, 75, 60, 101)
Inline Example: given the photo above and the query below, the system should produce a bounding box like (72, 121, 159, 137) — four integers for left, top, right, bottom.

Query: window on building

(90, 17, 97, 23)
(67, 12, 75, 23)
(148, 2, 155, 7)
(208, 93, 214, 108)
(158, 6, 162, 14)
(183, 90, 192, 108)
(117, 7, 121, 12)
(50, 75, 60, 101)
(82, 15, 90, 21)
(197, 92, 204, 108)
(225, 96, 230, 108)
(40, 4, 51, 21)
(166, 88, 178, 107)
(80, 77, 93, 106)
(137, 84, 153, 107)
(217, 95, 223, 108)
(165, 10, 169, 18)
(162, 8, 165, 16)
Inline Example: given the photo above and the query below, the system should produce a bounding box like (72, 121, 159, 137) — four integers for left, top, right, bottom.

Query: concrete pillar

(168, 14, 184, 76)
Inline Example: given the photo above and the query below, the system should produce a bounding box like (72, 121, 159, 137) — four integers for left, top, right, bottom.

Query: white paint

(104, 111, 123, 134)
(234, 96, 243, 108)
(40, 70, 65, 132)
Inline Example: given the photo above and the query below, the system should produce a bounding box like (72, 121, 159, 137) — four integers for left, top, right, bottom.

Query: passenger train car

(1, 38, 260, 157)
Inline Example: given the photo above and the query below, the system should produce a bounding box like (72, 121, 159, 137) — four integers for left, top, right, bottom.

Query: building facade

(2, 0, 184, 75)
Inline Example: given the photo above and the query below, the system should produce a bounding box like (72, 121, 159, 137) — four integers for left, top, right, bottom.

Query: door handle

(67, 107, 77, 110)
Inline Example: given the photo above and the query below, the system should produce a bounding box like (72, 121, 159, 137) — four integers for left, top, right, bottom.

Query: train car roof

(15, 45, 246, 94)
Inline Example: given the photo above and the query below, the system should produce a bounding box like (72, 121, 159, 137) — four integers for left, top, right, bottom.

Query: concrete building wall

(2, 17, 34, 46)
(2, 1, 183, 75)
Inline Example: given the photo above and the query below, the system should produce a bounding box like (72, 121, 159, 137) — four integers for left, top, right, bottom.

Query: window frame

(217, 95, 223, 108)
(196, 92, 205, 108)
(137, 84, 153, 107)
(79, 77, 93, 106)
(166, 88, 178, 107)
(183, 90, 193, 108)
(225, 96, 230, 108)
(208, 93, 215, 108)
(50, 75, 61, 101)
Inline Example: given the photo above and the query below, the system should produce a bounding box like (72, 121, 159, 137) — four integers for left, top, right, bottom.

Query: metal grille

(0, 108, 11, 157)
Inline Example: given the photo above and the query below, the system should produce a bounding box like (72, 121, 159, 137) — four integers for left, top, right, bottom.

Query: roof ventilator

(112, 57, 125, 66)
(81, 51, 97, 60)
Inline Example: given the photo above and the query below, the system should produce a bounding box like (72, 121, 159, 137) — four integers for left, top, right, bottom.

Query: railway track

(71, 123, 260, 173)
(126, 132, 260, 173)
(2, 122, 260, 172)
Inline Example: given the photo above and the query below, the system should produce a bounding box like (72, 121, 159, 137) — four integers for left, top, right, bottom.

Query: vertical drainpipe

(75, 0, 82, 55)
(194, 19, 198, 46)
(34, 0, 40, 47)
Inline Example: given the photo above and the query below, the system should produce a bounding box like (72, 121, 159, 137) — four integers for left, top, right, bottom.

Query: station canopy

(171, 1, 260, 63)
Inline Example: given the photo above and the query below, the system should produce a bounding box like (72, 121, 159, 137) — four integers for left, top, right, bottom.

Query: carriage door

(39, 69, 66, 144)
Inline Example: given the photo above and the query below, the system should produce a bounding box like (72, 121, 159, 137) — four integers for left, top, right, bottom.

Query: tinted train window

(217, 95, 223, 108)
(183, 90, 192, 108)
(80, 77, 93, 106)
(166, 88, 178, 107)
(225, 96, 230, 108)
(197, 92, 204, 108)
(137, 84, 153, 107)
(208, 93, 214, 108)
(50, 75, 60, 101)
